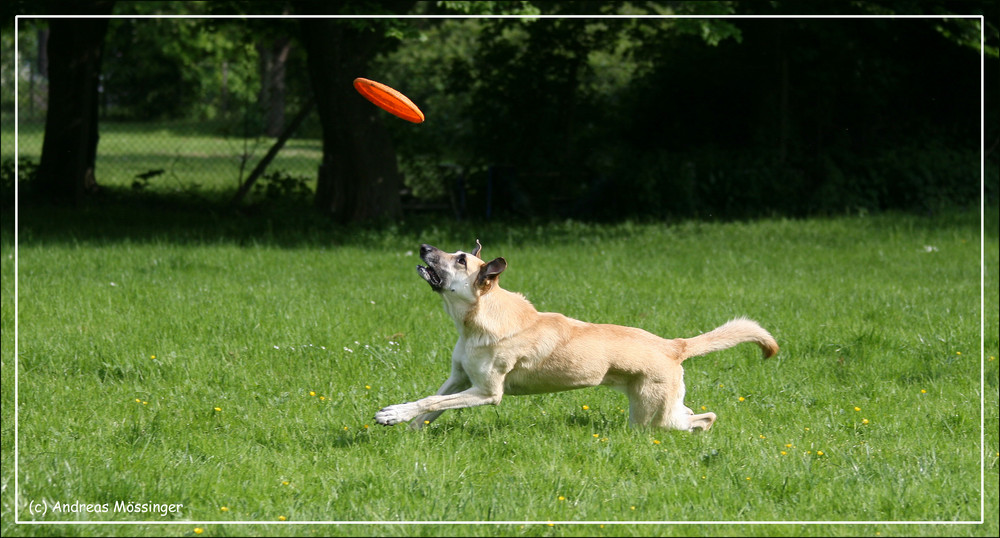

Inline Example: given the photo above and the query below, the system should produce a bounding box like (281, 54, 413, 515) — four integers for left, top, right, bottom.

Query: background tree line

(2, 0, 997, 222)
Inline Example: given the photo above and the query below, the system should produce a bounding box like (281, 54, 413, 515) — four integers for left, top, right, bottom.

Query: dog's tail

(679, 317, 778, 361)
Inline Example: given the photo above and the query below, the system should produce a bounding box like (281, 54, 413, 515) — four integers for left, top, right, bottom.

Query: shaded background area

(1, 1, 997, 228)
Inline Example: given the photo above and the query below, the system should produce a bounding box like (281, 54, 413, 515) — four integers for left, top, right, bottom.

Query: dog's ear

(477, 257, 506, 288)
(472, 239, 482, 258)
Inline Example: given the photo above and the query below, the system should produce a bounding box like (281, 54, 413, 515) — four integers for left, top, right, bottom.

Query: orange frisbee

(353, 77, 425, 124)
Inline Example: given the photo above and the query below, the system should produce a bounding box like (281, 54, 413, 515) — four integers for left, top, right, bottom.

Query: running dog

(374, 241, 778, 432)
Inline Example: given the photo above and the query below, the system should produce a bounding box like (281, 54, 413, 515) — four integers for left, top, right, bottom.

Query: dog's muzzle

(416, 264, 443, 290)
(417, 244, 444, 291)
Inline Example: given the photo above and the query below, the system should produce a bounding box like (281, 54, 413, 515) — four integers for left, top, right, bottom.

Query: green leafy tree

(293, 0, 542, 222)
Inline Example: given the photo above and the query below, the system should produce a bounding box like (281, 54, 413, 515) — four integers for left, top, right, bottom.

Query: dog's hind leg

(626, 376, 714, 432)
(686, 409, 717, 432)
(664, 388, 716, 433)
(625, 380, 670, 428)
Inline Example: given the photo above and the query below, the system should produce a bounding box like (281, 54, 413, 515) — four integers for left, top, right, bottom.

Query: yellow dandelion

(593, 433, 599, 438)
(804, 427, 810, 431)
(582, 405, 590, 410)
(854, 407, 861, 412)
(135, 398, 141, 403)
(701, 406, 707, 410)
(319, 396, 326, 401)
(738, 396, 745, 402)
(282, 480, 290, 486)
(547, 522, 555, 527)
(558, 496, 566, 501)
(220, 506, 229, 512)
(956, 351, 961, 356)
(780, 451, 787, 455)
(214, 407, 222, 412)
(759, 434, 766, 439)
(424, 420, 430, 424)
(785, 443, 794, 448)
(862, 418, 869, 425)
(921, 389, 927, 393)
(630, 506, 636, 510)
(746, 477, 751, 481)
(278, 515, 287, 521)
(343, 426, 349, 431)
(363, 424, 369, 429)
(309, 391, 316, 396)
(150, 355, 156, 359)
(601, 438, 608, 442)
(142, 401, 148, 405)
(653, 439, 661, 445)
(817, 451, 825, 456)
(194, 528, 203, 535)
(718, 383, 724, 388)
(365, 385, 371, 390)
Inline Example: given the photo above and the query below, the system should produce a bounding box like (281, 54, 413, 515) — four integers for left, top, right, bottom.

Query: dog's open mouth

(416, 265, 443, 290)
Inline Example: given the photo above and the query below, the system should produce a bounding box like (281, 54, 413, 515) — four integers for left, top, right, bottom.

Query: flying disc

(353, 77, 425, 124)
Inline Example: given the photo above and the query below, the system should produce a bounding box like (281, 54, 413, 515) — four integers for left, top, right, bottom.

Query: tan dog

(374, 240, 778, 432)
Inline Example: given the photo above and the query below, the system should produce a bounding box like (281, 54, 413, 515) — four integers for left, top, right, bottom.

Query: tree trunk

(299, 18, 405, 223)
(776, 27, 790, 165)
(36, 11, 114, 205)
(258, 36, 292, 137)
(33, 25, 49, 119)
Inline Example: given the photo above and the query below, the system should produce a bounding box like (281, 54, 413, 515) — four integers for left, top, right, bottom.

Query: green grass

(4, 119, 321, 197)
(1, 205, 997, 537)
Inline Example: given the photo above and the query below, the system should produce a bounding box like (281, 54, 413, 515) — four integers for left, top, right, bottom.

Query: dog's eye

(456, 254, 466, 266)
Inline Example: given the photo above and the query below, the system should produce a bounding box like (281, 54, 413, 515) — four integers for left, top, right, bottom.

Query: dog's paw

(688, 412, 717, 433)
(374, 405, 407, 426)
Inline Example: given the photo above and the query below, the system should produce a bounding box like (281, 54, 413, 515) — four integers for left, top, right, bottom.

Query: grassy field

(5, 119, 322, 197)
(1, 201, 997, 537)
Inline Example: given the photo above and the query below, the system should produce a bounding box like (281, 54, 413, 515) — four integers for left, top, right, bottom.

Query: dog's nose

(420, 244, 434, 256)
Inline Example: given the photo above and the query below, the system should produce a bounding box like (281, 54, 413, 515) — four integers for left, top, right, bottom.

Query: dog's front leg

(407, 369, 472, 430)
(374, 387, 502, 427)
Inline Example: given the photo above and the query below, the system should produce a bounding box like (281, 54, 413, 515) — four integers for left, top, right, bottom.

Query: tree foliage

(102, 4, 307, 123)
(375, 1, 994, 218)
(6, 0, 995, 217)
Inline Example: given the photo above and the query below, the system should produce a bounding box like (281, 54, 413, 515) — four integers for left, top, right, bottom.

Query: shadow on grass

(562, 410, 619, 430)
(327, 418, 526, 449)
(331, 430, 374, 449)
(7, 188, 408, 249)
(1, 188, 679, 249)
(3, 187, 993, 249)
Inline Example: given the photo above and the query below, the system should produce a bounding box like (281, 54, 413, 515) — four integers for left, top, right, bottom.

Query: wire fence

(3, 19, 322, 203)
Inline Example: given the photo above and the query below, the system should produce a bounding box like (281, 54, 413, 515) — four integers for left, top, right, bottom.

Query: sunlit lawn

(2, 204, 996, 537)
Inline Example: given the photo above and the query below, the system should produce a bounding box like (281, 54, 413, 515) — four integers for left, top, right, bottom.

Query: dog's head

(417, 240, 506, 302)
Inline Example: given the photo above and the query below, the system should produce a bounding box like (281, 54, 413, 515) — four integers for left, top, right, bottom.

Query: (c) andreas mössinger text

(45, 500, 184, 517)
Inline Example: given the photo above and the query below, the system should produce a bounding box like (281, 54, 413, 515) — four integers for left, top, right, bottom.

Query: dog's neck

(441, 285, 536, 343)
